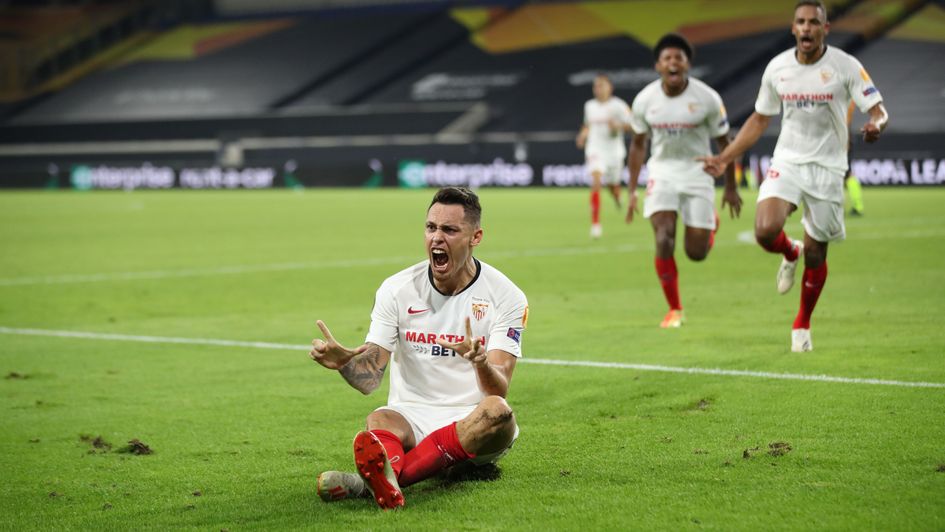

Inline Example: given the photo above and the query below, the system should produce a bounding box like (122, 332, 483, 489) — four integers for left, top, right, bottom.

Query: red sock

(759, 230, 799, 261)
(397, 422, 474, 488)
(590, 190, 600, 224)
(654, 257, 681, 311)
(793, 261, 827, 329)
(370, 429, 405, 477)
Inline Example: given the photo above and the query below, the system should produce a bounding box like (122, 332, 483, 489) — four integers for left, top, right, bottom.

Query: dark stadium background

(1, 0, 942, 190)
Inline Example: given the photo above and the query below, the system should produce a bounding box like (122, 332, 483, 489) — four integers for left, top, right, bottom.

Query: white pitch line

(1, 326, 942, 389)
(0, 244, 638, 287)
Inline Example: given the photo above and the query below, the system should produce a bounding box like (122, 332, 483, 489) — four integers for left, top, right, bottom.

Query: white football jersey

(365, 259, 528, 408)
(756, 46, 883, 172)
(584, 96, 632, 158)
(629, 77, 730, 184)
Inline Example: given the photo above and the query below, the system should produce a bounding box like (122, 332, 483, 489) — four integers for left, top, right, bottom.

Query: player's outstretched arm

(625, 133, 647, 223)
(576, 125, 589, 149)
(715, 134, 742, 219)
(699, 112, 771, 177)
(436, 317, 516, 397)
(862, 103, 888, 143)
(310, 320, 390, 395)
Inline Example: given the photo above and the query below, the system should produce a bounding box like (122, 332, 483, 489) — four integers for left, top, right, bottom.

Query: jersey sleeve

(485, 289, 528, 358)
(583, 101, 590, 125)
(628, 93, 650, 135)
(754, 61, 782, 116)
(706, 89, 731, 137)
(845, 55, 883, 112)
(364, 279, 399, 352)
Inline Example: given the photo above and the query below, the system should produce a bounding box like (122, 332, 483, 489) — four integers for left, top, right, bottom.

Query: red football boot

(353, 431, 405, 509)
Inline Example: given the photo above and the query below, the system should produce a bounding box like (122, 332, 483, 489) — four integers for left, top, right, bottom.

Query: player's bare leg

(456, 395, 517, 456)
(397, 396, 515, 488)
(792, 232, 829, 352)
(651, 211, 683, 327)
(365, 408, 417, 449)
(755, 197, 803, 294)
(608, 183, 622, 209)
(590, 172, 603, 238)
(683, 225, 711, 262)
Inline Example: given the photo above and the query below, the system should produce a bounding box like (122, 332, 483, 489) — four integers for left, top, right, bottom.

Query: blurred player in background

(700, 0, 888, 351)
(625, 33, 741, 328)
(845, 102, 866, 215)
(311, 186, 528, 509)
(576, 74, 632, 238)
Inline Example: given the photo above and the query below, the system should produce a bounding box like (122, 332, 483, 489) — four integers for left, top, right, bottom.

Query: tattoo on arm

(339, 343, 387, 395)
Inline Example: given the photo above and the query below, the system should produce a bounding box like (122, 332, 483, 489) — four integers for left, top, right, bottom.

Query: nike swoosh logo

(407, 307, 429, 315)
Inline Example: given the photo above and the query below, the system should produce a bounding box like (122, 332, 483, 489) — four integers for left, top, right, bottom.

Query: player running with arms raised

(577, 74, 632, 238)
(700, 0, 888, 351)
(310, 186, 528, 509)
(626, 33, 741, 328)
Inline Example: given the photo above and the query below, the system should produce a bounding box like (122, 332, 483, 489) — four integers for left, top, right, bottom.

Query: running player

(845, 102, 866, 216)
(700, 0, 888, 351)
(311, 186, 528, 509)
(625, 33, 742, 328)
(576, 74, 632, 238)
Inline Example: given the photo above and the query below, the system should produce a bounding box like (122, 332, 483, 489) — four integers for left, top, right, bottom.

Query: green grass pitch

(1, 188, 944, 530)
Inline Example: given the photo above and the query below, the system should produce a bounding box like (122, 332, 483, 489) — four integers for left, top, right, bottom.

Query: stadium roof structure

(0, 0, 941, 176)
(850, 1, 945, 132)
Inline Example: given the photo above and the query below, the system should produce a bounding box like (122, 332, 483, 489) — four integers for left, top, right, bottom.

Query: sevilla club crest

(472, 302, 489, 321)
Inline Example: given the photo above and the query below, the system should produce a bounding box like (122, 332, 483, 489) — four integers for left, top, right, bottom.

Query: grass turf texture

(1, 188, 944, 530)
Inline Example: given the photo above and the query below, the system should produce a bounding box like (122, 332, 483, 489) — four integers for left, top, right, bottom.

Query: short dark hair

(654, 33, 693, 62)
(794, 0, 828, 21)
(430, 186, 482, 227)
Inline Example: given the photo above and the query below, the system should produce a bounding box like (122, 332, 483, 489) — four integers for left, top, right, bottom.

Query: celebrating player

(625, 33, 741, 328)
(700, 0, 888, 351)
(576, 74, 632, 238)
(311, 186, 528, 509)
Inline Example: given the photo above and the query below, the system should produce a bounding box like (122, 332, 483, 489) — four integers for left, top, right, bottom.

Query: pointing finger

(316, 320, 334, 342)
(464, 317, 481, 351)
(436, 338, 461, 351)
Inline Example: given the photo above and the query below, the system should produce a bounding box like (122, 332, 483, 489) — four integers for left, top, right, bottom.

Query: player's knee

(655, 232, 675, 252)
(754, 224, 779, 246)
(479, 396, 515, 432)
(365, 410, 407, 437)
(685, 245, 708, 262)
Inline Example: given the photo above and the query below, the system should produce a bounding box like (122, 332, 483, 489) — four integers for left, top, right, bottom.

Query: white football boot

(590, 223, 602, 239)
(316, 471, 367, 502)
(777, 240, 804, 294)
(791, 328, 812, 352)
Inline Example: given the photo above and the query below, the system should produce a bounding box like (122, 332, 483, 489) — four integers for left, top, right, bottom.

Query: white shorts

(758, 160, 846, 242)
(376, 403, 519, 465)
(585, 151, 625, 185)
(642, 176, 716, 230)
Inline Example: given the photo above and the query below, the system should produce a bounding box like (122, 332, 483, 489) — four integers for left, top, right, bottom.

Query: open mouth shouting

(430, 247, 450, 275)
(666, 67, 683, 84)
